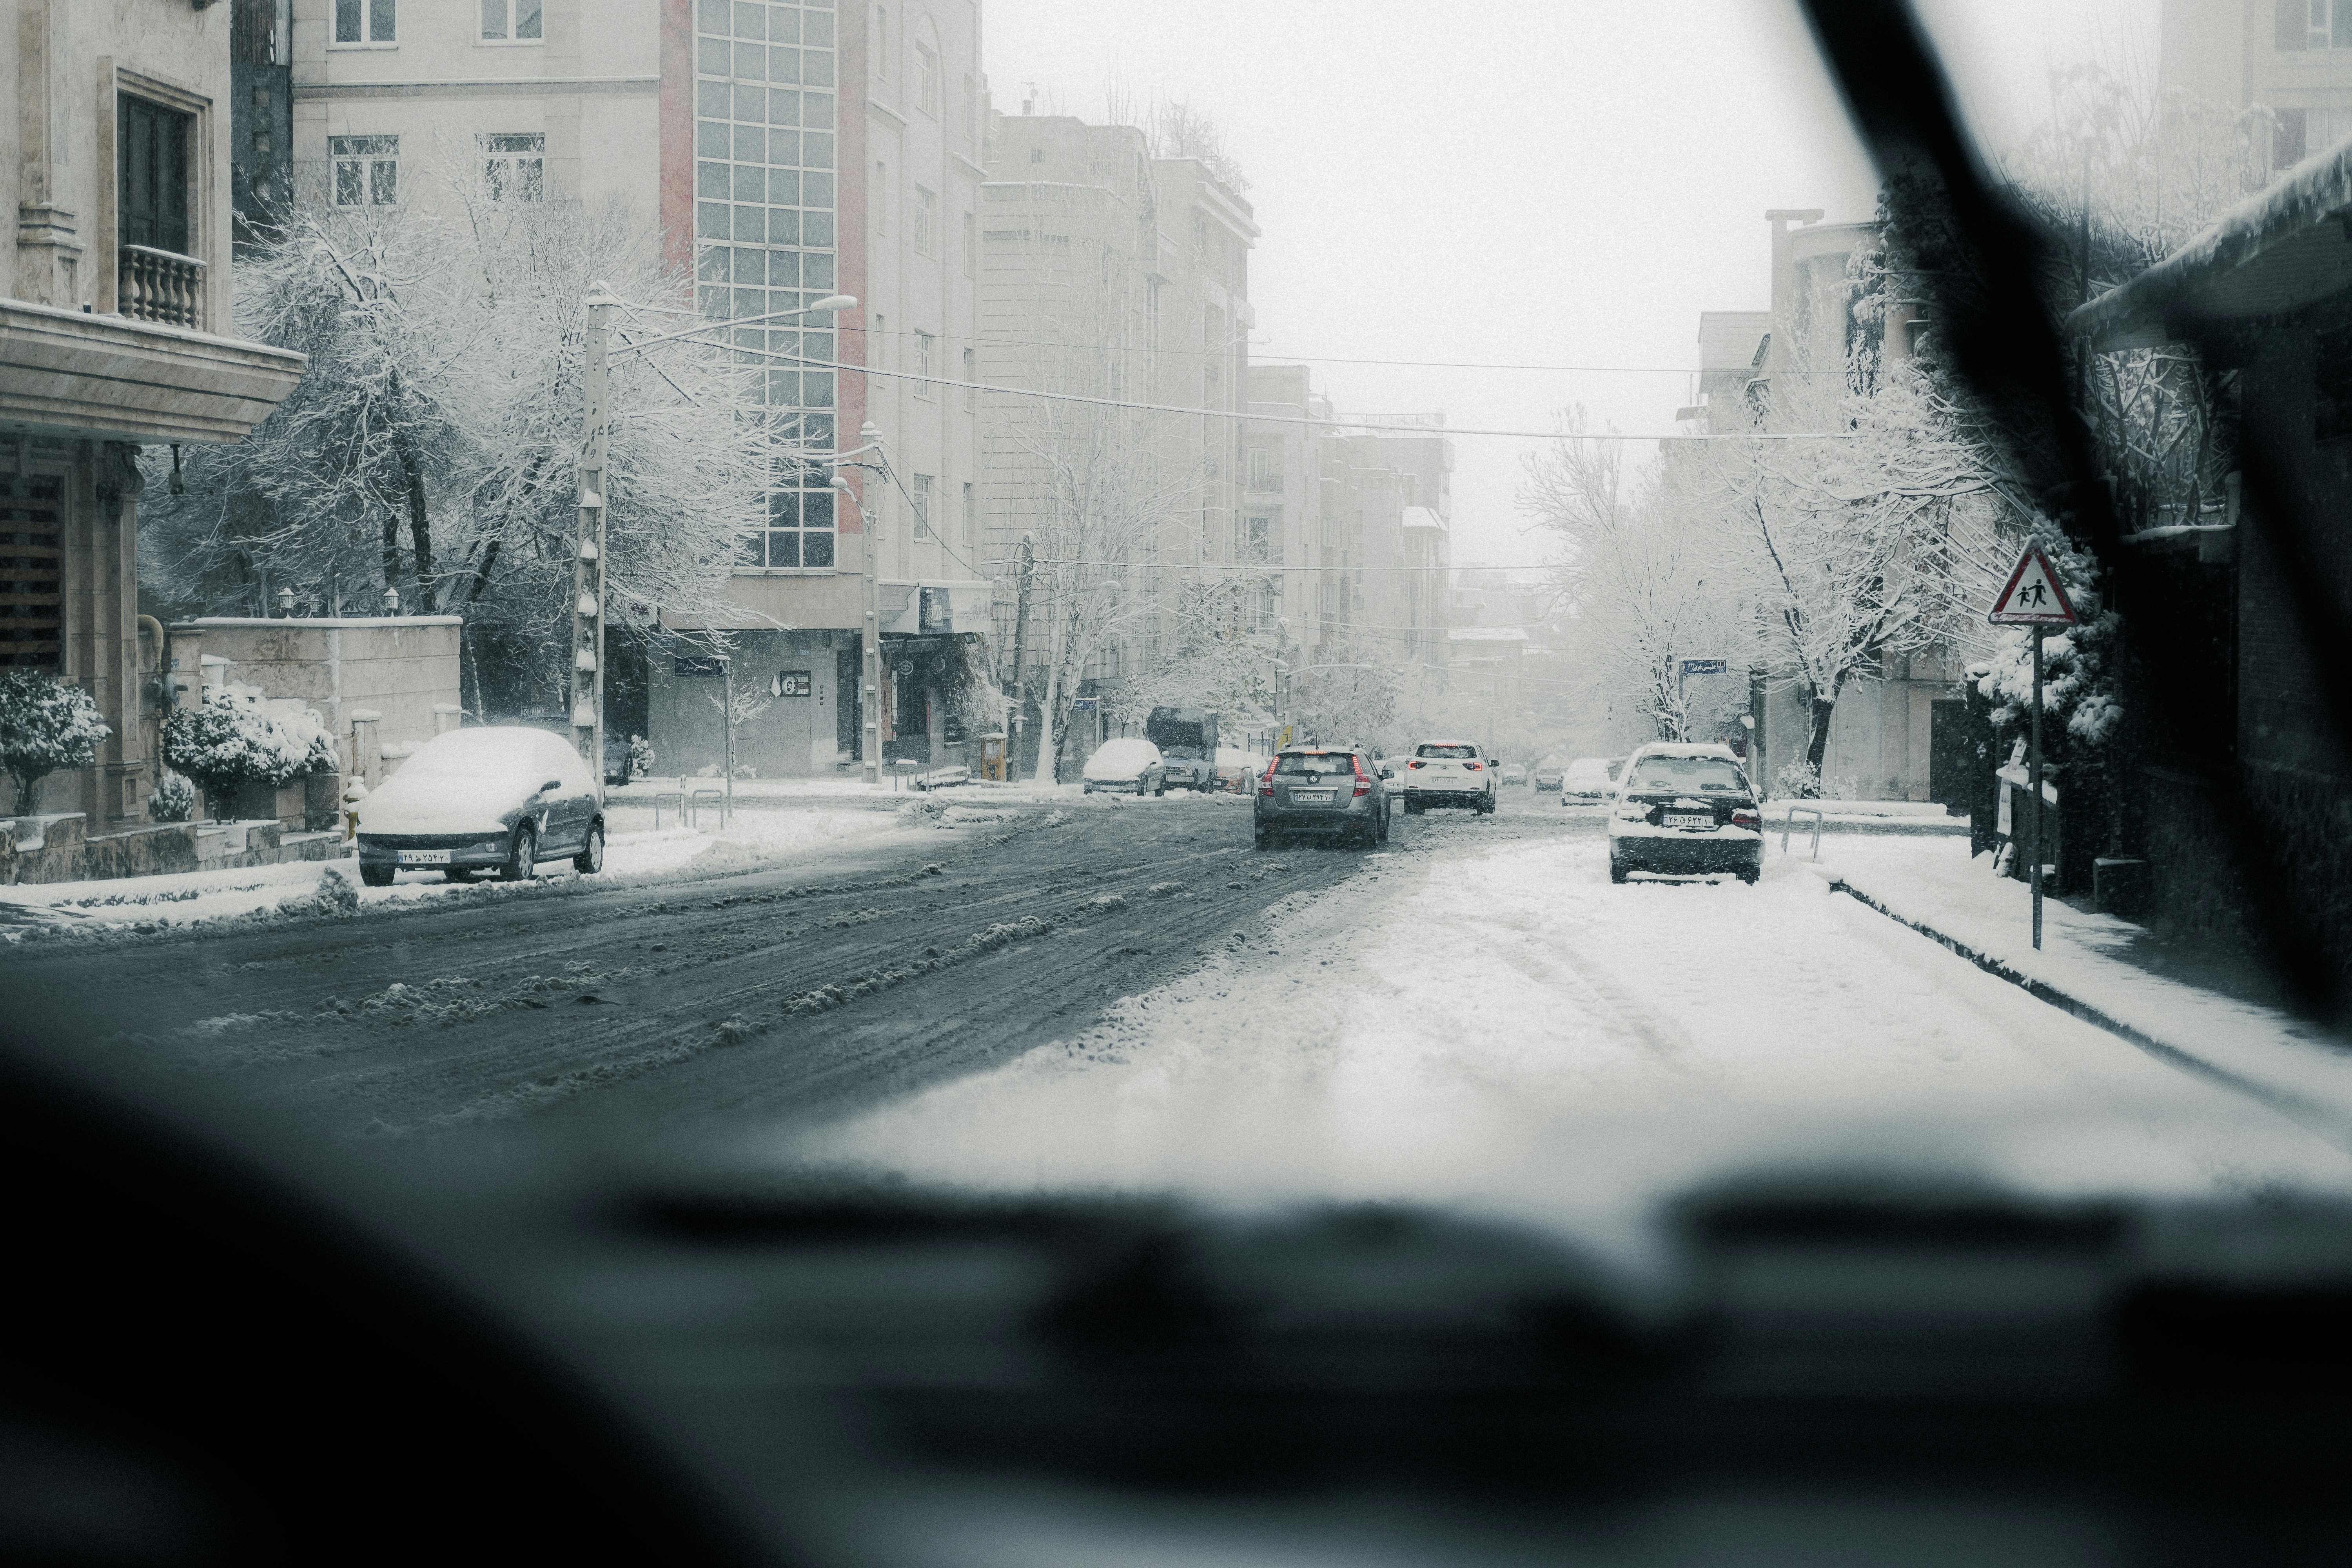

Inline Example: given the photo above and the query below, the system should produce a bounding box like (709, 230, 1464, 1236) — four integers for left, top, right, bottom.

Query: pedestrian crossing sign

(1988, 544, 2078, 626)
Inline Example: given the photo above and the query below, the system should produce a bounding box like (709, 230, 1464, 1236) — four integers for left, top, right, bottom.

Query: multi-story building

(2161, 0, 2352, 170)
(2, 0, 304, 826)
(979, 108, 1256, 771)
(272, 0, 986, 776)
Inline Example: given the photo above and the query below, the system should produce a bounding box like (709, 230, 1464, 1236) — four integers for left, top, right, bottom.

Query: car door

(535, 735, 590, 852)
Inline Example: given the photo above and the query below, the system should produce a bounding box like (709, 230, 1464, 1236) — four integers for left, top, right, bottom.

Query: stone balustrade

(118, 244, 208, 330)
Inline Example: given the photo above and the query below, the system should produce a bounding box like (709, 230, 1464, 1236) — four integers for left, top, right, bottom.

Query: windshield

(1274, 752, 1355, 776)
(1623, 755, 1749, 794)
(18, 8, 2352, 1556)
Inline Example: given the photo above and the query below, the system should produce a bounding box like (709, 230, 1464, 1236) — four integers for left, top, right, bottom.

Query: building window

(872, 5, 889, 78)
(0, 471, 64, 670)
(913, 330, 934, 398)
(1029, 146, 1044, 164)
(332, 0, 397, 45)
(479, 0, 541, 41)
(1247, 448, 1281, 493)
(911, 185, 935, 253)
(915, 44, 939, 115)
(1245, 514, 1276, 563)
(331, 135, 399, 205)
(962, 211, 975, 276)
(2291, 0, 2352, 49)
(871, 312, 886, 369)
(118, 96, 192, 255)
(962, 481, 974, 546)
(912, 474, 933, 539)
(481, 132, 543, 200)
(753, 486, 838, 570)
(1192, 211, 1207, 252)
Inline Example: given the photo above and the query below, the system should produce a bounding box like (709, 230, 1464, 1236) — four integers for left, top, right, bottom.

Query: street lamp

(568, 284, 858, 794)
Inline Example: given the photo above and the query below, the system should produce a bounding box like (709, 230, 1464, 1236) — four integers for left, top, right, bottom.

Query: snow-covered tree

(161, 681, 338, 809)
(0, 671, 111, 811)
(141, 163, 777, 715)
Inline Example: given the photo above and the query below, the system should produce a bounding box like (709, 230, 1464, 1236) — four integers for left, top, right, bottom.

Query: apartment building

(2161, 0, 2352, 169)
(2, 0, 304, 824)
(273, 0, 985, 775)
(979, 109, 1256, 770)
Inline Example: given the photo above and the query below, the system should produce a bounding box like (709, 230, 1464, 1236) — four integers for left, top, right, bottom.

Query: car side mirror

(540, 779, 563, 794)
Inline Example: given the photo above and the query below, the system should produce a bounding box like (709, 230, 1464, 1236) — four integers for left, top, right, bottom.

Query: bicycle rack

(1780, 804, 1827, 861)
(686, 784, 728, 829)
(650, 790, 685, 831)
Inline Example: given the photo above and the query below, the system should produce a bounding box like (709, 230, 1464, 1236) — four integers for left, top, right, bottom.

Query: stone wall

(0, 812, 351, 886)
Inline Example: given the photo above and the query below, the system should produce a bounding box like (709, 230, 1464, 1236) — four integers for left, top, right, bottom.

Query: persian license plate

(396, 849, 452, 865)
(1291, 789, 1336, 805)
(1664, 813, 1712, 830)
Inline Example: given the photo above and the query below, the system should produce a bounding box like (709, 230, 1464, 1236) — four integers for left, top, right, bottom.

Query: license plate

(396, 849, 452, 865)
(1664, 813, 1712, 829)
(1291, 789, 1335, 805)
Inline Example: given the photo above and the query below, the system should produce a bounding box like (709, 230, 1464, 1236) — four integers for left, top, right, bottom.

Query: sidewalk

(1798, 834, 2352, 1139)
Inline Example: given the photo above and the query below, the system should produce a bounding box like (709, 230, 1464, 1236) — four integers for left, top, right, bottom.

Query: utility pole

(570, 281, 619, 795)
(720, 654, 735, 827)
(1008, 532, 1034, 755)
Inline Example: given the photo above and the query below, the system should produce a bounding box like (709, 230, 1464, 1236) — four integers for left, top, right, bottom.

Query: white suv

(1398, 739, 1497, 815)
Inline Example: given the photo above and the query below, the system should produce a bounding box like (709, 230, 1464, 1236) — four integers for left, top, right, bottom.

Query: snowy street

(15, 787, 2344, 1233)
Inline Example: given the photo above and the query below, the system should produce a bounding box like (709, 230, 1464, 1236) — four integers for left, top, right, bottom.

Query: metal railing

(119, 245, 207, 329)
(1780, 803, 1826, 861)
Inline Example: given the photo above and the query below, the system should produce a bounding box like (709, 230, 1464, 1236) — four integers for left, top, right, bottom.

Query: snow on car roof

(1084, 737, 1162, 774)
(1627, 742, 1742, 760)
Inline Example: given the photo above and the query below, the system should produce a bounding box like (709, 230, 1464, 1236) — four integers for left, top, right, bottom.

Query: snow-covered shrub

(0, 670, 112, 812)
(149, 771, 198, 823)
(1775, 759, 1822, 800)
(162, 681, 339, 805)
(1973, 541, 2122, 747)
(626, 733, 654, 779)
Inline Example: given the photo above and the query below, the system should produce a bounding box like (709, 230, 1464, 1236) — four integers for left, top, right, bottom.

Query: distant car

(1561, 756, 1623, 805)
(1606, 742, 1762, 884)
(1254, 744, 1390, 849)
(1532, 755, 1568, 791)
(356, 726, 605, 887)
(1146, 707, 1221, 792)
(1500, 763, 1528, 787)
(1398, 739, 1496, 815)
(1213, 747, 1267, 794)
(1082, 737, 1167, 797)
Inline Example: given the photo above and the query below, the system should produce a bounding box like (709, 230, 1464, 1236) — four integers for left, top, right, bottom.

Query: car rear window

(1624, 755, 1747, 793)
(1415, 744, 1476, 759)
(1275, 752, 1356, 776)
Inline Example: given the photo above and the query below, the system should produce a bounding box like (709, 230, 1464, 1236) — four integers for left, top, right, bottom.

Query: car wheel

(1377, 806, 1390, 844)
(1739, 866, 1760, 885)
(360, 862, 394, 888)
(1610, 860, 1629, 885)
(574, 820, 605, 875)
(500, 823, 537, 883)
(441, 867, 474, 884)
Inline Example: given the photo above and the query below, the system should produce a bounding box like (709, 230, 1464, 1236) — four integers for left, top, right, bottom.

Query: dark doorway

(836, 644, 859, 761)
(1929, 699, 1974, 812)
(119, 96, 192, 255)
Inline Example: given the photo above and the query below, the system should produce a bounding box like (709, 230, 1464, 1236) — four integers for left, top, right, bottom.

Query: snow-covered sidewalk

(794, 831, 2352, 1267)
(1811, 834, 2352, 1133)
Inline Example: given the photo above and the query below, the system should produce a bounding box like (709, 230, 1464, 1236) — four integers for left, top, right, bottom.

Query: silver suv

(1254, 744, 1391, 850)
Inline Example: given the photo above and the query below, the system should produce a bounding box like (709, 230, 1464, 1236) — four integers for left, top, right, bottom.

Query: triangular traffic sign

(1988, 544, 2078, 626)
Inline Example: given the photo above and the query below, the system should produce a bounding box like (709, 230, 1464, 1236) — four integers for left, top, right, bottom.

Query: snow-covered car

(1213, 747, 1267, 794)
(1082, 737, 1167, 796)
(1500, 763, 1528, 787)
(1398, 739, 1496, 815)
(1532, 755, 1568, 791)
(355, 726, 604, 886)
(1561, 756, 1623, 805)
(1254, 744, 1389, 849)
(1606, 742, 1762, 884)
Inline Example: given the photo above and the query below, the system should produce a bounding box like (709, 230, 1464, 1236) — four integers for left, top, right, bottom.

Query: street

(16, 788, 2343, 1236)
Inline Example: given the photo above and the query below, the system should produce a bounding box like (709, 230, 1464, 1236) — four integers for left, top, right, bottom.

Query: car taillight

(1731, 808, 1760, 829)
(1464, 761, 1483, 771)
(1260, 762, 1276, 796)
(1351, 756, 1370, 796)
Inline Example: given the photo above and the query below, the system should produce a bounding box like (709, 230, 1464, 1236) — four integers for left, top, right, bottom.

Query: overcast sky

(982, 0, 2162, 571)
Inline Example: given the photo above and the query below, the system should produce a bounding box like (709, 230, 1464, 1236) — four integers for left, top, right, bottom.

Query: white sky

(982, 0, 2161, 570)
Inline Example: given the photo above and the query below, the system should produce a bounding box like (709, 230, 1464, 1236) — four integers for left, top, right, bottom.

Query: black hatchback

(1254, 745, 1390, 849)
(1606, 743, 1763, 884)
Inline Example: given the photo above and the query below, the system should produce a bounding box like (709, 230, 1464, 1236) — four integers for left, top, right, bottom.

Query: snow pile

(275, 862, 360, 918)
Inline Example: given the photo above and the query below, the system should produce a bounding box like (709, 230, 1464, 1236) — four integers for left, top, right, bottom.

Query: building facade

(979, 109, 1256, 773)
(276, 0, 985, 776)
(2160, 0, 2352, 171)
(2, 0, 305, 824)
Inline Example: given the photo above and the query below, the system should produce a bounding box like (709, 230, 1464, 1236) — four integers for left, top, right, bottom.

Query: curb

(1828, 875, 2346, 1134)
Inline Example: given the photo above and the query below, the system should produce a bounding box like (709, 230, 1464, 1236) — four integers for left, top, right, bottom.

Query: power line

(705, 336, 1852, 442)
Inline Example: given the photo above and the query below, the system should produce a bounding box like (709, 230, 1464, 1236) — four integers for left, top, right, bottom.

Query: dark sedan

(1606, 743, 1762, 884)
(1255, 745, 1390, 850)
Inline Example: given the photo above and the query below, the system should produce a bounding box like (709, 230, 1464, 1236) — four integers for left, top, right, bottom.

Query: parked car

(355, 726, 605, 886)
(1145, 707, 1221, 792)
(1254, 744, 1390, 849)
(1605, 742, 1762, 884)
(1213, 746, 1267, 794)
(1398, 739, 1496, 815)
(1532, 755, 1568, 791)
(1082, 737, 1167, 797)
(1500, 763, 1528, 788)
(1561, 756, 1624, 805)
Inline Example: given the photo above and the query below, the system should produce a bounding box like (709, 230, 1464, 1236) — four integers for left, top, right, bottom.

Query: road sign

(1071, 697, 1098, 712)
(1988, 544, 2078, 626)
(1681, 658, 1729, 675)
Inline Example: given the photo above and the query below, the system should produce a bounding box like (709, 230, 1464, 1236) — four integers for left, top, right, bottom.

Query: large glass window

(332, 0, 396, 45)
(480, 133, 543, 201)
(479, 0, 541, 40)
(695, 0, 840, 570)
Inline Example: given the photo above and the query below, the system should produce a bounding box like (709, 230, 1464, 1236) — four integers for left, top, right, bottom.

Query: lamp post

(572, 286, 858, 791)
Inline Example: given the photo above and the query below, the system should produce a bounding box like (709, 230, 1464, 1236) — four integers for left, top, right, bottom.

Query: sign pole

(2029, 624, 2044, 951)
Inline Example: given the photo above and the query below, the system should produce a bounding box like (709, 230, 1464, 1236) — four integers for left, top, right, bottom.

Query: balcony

(118, 245, 207, 330)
